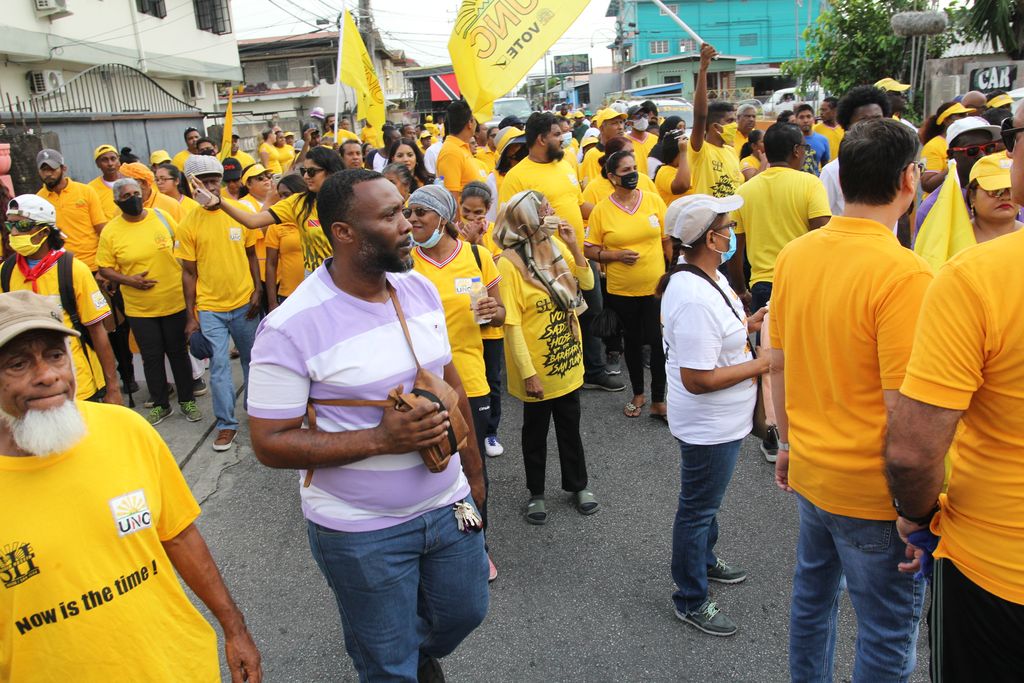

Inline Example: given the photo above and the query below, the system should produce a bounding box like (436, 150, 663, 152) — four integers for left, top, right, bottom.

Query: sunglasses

(5, 220, 46, 233)
(402, 207, 433, 219)
(948, 142, 998, 158)
(299, 166, 325, 177)
(982, 186, 1012, 199)
(1001, 117, 1024, 153)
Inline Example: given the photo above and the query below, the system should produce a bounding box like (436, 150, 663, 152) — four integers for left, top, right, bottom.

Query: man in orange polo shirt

(769, 119, 932, 681)
(885, 102, 1024, 679)
(435, 98, 488, 207)
(36, 149, 107, 272)
(88, 144, 124, 220)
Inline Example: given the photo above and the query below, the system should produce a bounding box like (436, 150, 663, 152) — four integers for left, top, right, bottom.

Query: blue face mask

(711, 227, 737, 264)
(412, 227, 443, 248)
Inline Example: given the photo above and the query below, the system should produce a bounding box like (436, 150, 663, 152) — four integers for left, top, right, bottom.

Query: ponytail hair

(655, 237, 685, 298)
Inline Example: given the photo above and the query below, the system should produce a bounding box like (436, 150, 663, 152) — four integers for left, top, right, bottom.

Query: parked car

(485, 97, 533, 127)
(762, 86, 826, 115)
(610, 98, 695, 127)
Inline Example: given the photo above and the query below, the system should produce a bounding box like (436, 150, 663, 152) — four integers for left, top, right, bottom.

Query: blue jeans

(307, 503, 489, 682)
(789, 493, 924, 683)
(198, 306, 258, 430)
(671, 438, 742, 613)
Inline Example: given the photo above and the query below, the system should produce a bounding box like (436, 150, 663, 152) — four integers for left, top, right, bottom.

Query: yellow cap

(988, 93, 1014, 109)
(284, 131, 295, 137)
(593, 108, 627, 128)
(875, 78, 911, 92)
(426, 114, 434, 122)
(572, 110, 584, 119)
(937, 102, 974, 126)
(149, 150, 172, 165)
(419, 130, 433, 139)
(241, 163, 270, 185)
(93, 144, 118, 160)
(495, 127, 526, 157)
(969, 153, 1013, 191)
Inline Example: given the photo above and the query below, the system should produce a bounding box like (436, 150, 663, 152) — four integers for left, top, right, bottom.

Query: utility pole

(359, 0, 375, 63)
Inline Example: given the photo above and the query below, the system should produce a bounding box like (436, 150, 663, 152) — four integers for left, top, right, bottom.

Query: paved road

(150, 362, 929, 682)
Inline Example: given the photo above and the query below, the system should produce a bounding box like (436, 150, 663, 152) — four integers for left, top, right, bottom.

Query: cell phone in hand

(187, 173, 218, 207)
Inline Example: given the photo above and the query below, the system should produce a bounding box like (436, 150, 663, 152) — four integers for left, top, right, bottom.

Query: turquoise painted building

(607, 0, 824, 66)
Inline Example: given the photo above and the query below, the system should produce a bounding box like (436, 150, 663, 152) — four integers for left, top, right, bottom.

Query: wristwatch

(892, 498, 939, 525)
(778, 442, 790, 451)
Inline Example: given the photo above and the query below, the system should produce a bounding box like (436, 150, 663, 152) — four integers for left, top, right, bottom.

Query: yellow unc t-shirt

(7, 256, 110, 400)
(0, 401, 218, 682)
(96, 209, 184, 318)
(585, 190, 667, 297)
(175, 202, 257, 312)
(500, 158, 585, 247)
(498, 239, 586, 402)
(269, 192, 329, 276)
(412, 240, 500, 398)
(687, 141, 744, 198)
(259, 142, 282, 174)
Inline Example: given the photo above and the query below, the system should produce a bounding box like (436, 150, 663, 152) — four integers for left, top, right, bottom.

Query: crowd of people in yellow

(1, 37, 1022, 683)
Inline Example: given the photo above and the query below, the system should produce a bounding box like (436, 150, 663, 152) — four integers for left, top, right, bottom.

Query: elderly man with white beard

(0, 290, 262, 682)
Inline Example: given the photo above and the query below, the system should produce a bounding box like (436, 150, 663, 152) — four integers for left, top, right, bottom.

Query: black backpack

(1, 252, 95, 350)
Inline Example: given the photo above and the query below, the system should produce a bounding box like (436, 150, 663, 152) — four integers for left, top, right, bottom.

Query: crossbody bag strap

(385, 279, 421, 370)
(677, 264, 754, 357)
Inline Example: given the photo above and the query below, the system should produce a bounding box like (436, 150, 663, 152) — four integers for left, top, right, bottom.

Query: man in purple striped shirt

(247, 169, 488, 682)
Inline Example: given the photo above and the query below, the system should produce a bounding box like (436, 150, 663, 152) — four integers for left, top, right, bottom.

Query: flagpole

(334, 9, 345, 144)
(648, 0, 704, 45)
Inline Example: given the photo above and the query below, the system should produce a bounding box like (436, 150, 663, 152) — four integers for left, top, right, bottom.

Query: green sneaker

(147, 405, 173, 426)
(179, 400, 203, 423)
(675, 599, 738, 637)
(707, 558, 747, 584)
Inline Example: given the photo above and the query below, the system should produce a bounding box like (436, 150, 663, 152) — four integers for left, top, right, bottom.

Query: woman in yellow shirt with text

(495, 189, 599, 524)
(584, 150, 669, 420)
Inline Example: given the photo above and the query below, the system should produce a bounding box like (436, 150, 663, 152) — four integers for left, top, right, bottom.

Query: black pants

(750, 280, 772, 314)
(600, 276, 623, 354)
(605, 293, 666, 402)
(481, 339, 503, 437)
(127, 310, 194, 409)
(931, 558, 1024, 682)
(521, 389, 587, 496)
(106, 288, 135, 388)
(578, 261, 608, 380)
(467, 395, 490, 529)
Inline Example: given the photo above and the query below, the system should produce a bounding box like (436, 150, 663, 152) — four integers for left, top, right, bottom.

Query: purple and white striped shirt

(247, 261, 469, 532)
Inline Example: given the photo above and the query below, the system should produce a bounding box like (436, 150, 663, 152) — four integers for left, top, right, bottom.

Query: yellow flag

(218, 91, 233, 162)
(339, 10, 385, 130)
(449, 0, 589, 115)
(914, 160, 975, 271)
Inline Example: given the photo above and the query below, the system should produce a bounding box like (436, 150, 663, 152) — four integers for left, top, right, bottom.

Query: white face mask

(561, 132, 573, 147)
(632, 118, 649, 132)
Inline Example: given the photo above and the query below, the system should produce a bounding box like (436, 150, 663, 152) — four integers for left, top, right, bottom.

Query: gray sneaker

(582, 373, 625, 392)
(179, 400, 203, 423)
(147, 405, 173, 426)
(675, 599, 737, 637)
(707, 558, 747, 584)
(605, 352, 622, 375)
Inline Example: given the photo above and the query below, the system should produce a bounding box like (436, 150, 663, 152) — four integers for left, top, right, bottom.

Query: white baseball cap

(665, 194, 744, 247)
(946, 116, 1001, 146)
(7, 195, 57, 224)
(184, 154, 224, 177)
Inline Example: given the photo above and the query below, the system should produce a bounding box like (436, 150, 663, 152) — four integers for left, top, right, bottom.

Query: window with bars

(137, 0, 166, 18)
(266, 60, 289, 83)
(193, 0, 231, 35)
(659, 3, 678, 14)
(313, 57, 336, 84)
(679, 39, 697, 53)
(739, 33, 758, 46)
(650, 40, 670, 55)
(664, 75, 681, 84)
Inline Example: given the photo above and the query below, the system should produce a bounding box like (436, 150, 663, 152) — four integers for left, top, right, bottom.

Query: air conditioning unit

(27, 70, 65, 95)
(183, 79, 206, 100)
(34, 0, 71, 17)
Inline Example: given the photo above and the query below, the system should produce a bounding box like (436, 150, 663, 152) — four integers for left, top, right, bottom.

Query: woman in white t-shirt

(658, 194, 769, 638)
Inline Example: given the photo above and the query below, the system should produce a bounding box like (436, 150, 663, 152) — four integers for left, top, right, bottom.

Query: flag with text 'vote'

(449, 0, 588, 120)
(218, 91, 233, 162)
(339, 9, 385, 129)
(914, 160, 975, 272)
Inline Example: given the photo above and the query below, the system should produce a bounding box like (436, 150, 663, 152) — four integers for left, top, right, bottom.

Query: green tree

(783, 0, 947, 97)
(951, 0, 1024, 60)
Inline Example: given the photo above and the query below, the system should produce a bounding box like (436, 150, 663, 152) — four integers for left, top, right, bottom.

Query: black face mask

(618, 171, 640, 190)
(199, 149, 216, 156)
(116, 196, 144, 217)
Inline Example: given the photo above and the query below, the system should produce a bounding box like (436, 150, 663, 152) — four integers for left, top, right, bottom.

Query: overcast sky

(232, 0, 618, 75)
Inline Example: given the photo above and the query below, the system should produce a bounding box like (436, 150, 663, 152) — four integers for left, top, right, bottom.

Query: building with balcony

(1, 0, 243, 178)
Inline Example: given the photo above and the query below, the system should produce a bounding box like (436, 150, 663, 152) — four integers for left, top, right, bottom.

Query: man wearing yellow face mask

(688, 44, 744, 197)
(1, 195, 123, 405)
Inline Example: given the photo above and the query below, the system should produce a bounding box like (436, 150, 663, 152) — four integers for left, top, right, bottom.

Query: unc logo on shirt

(109, 490, 153, 537)
(1, 541, 40, 588)
(90, 290, 107, 310)
(229, 227, 243, 242)
(648, 214, 660, 229)
(568, 173, 579, 186)
(454, 277, 473, 295)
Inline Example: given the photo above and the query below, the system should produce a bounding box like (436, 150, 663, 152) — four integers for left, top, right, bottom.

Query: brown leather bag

(302, 281, 469, 487)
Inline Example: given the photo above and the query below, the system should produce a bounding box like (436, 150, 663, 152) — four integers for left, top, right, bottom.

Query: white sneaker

(485, 435, 504, 457)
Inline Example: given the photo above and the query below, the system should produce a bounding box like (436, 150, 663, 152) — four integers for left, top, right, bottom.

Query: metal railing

(27, 63, 200, 115)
